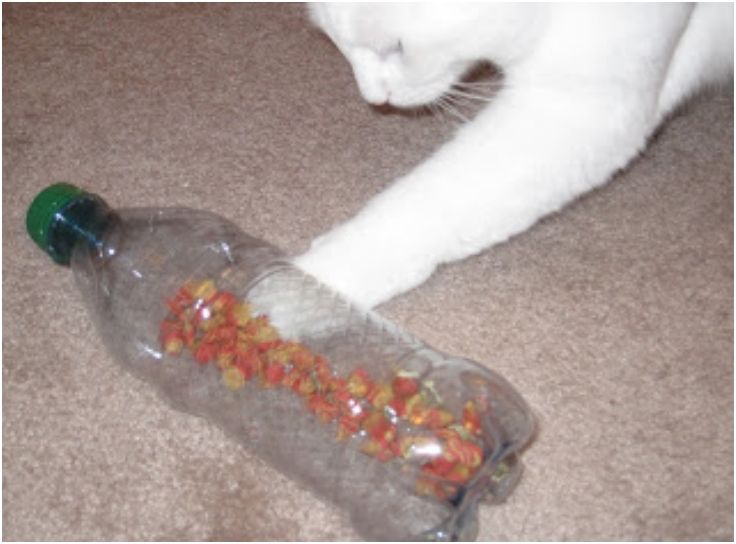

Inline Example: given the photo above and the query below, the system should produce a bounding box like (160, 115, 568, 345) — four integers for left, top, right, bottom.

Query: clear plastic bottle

(26, 183, 535, 541)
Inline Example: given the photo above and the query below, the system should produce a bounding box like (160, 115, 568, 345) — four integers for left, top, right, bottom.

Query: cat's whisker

(442, 94, 470, 112)
(431, 97, 448, 114)
(431, 97, 450, 118)
(434, 95, 470, 124)
(453, 80, 506, 97)
(444, 93, 486, 119)
(422, 100, 450, 124)
(455, 76, 505, 87)
(447, 88, 497, 103)
(454, 79, 504, 88)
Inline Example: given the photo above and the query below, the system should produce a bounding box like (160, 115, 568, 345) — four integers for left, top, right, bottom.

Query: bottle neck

(47, 195, 118, 265)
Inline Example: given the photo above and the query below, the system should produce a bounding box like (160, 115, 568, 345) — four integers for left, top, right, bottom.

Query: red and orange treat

(159, 279, 489, 500)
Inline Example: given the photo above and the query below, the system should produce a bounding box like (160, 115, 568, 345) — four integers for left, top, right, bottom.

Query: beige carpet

(3, 3, 733, 541)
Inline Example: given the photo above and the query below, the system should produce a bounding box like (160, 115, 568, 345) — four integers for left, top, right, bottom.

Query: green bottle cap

(26, 183, 86, 252)
(26, 183, 113, 265)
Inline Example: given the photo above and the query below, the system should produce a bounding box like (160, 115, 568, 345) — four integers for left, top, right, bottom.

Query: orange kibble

(197, 310, 224, 332)
(315, 371, 332, 392)
(438, 430, 484, 468)
(211, 291, 237, 313)
(327, 377, 348, 394)
(360, 438, 381, 457)
(421, 457, 455, 478)
(253, 321, 279, 344)
(405, 393, 435, 426)
(216, 349, 235, 370)
(372, 420, 397, 445)
(314, 355, 330, 368)
(380, 425, 398, 446)
(333, 387, 353, 405)
(360, 438, 395, 462)
(313, 355, 333, 384)
(392, 375, 419, 398)
(367, 382, 394, 410)
(228, 303, 252, 327)
(192, 279, 217, 301)
(291, 348, 315, 371)
(462, 400, 482, 435)
(182, 321, 196, 348)
(361, 412, 397, 447)
(361, 411, 386, 432)
(294, 374, 317, 397)
(387, 397, 407, 418)
(405, 393, 425, 417)
(166, 287, 194, 316)
(267, 346, 292, 365)
(235, 335, 252, 351)
(164, 336, 184, 355)
(243, 316, 265, 336)
(281, 368, 301, 390)
(409, 406, 432, 426)
(374, 444, 396, 462)
(223, 366, 246, 390)
(200, 327, 218, 346)
(336, 415, 361, 442)
(234, 350, 261, 381)
(263, 361, 286, 387)
(160, 323, 184, 351)
(389, 438, 402, 458)
(336, 422, 355, 442)
(213, 325, 238, 343)
(194, 341, 218, 364)
(462, 441, 484, 469)
(257, 340, 281, 353)
(425, 408, 454, 429)
(347, 367, 372, 398)
(445, 463, 473, 485)
(334, 389, 364, 423)
(308, 394, 338, 423)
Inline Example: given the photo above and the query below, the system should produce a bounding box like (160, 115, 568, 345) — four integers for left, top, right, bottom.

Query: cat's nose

(363, 81, 391, 106)
(351, 49, 393, 105)
(358, 85, 390, 106)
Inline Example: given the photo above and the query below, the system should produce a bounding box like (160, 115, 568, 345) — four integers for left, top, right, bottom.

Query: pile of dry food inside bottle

(159, 279, 488, 500)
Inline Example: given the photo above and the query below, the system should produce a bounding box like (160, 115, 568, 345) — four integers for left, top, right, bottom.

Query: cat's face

(309, 3, 536, 108)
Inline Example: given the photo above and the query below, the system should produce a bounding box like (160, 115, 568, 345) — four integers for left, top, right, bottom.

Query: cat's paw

(292, 231, 434, 309)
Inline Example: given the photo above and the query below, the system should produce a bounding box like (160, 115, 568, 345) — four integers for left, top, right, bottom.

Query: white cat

(295, 3, 733, 309)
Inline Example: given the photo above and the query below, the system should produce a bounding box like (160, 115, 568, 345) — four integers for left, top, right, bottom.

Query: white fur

(295, 3, 733, 308)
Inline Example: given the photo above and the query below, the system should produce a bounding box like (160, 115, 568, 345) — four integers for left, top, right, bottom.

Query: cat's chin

(364, 96, 442, 112)
(358, 84, 446, 109)
(384, 86, 451, 110)
(368, 87, 455, 116)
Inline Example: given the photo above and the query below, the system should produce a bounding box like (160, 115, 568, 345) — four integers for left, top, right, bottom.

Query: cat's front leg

(295, 79, 661, 308)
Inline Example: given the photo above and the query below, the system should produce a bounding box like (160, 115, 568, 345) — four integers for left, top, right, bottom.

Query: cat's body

(295, 3, 733, 308)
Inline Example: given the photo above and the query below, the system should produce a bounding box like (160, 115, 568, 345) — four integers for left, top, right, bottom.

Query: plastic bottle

(26, 183, 535, 541)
